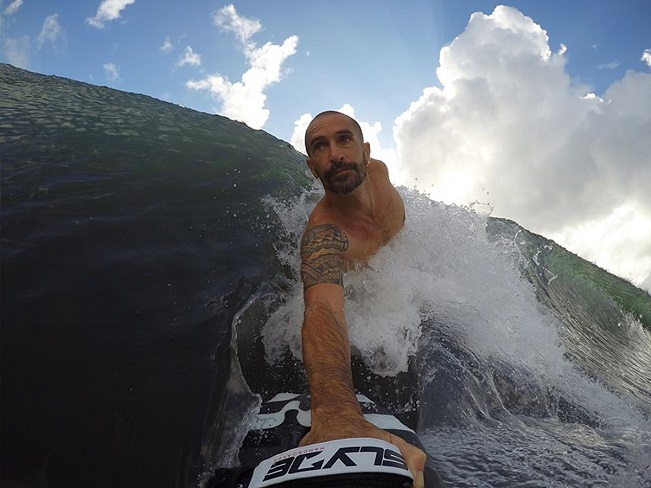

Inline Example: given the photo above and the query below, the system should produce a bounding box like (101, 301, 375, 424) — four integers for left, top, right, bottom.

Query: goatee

(322, 160, 367, 195)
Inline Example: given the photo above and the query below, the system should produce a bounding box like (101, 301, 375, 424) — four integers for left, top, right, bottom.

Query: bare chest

(340, 205, 403, 267)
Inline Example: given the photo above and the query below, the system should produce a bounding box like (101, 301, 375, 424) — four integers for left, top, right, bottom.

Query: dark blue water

(2, 64, 650, 487)
(1, 64, 308, 486)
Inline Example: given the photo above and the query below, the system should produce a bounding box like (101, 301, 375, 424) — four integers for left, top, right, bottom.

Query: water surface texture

(2, 64, 650, 487)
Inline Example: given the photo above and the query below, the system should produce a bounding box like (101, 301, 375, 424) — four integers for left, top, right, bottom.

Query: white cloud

(290, 112, 312, 153)
(642, 49, 651, 69)
(86, 0, 135, 29)
(38, 14, 64, 49)
(176, 45, 201, 67)
(187, 5, 297, 129)
(160, 37, 173, 54)
(390, 6, 651, 290)
(103, 62, 119, 81)
(2, 36, 30, 68)
(549, 204, 651, 288)
(4, 0, 23, 16)
(213, 4, 261, 44)
(596, 61, 619, 70)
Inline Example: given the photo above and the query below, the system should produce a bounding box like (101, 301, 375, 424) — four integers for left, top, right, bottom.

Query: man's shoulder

(304, 202, 341, 232)
(299, 221, 348, 289)
(301, 205, 349, 256)
(302, 213, 347, 243)
(300, 223, 348, 251)
(369, 158, 390, 176)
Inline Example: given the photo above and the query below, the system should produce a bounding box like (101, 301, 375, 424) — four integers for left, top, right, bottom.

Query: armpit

(300, 224, 349, 288)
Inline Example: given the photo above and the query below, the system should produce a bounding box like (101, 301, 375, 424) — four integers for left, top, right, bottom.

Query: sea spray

(258, 186, 651, 484)
(262, 187, 648, 425)
(262, 187, 561, 374)
(5, 64, 647, 486)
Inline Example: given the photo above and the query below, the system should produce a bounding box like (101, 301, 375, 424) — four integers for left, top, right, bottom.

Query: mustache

(324, 161, 358, 179)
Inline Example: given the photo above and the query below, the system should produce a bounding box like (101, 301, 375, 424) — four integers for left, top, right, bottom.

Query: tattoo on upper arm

(300, 224, 348, 288)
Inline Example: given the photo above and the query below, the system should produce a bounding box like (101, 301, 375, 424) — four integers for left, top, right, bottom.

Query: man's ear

(363, 142, 371, 164)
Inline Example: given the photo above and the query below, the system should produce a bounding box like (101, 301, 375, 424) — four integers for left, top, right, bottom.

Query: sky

(2, 0, 650, 292)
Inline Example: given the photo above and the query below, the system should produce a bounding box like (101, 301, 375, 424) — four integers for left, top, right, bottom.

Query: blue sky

(2, 0, 651, 291)
(3, 1, 648, 139)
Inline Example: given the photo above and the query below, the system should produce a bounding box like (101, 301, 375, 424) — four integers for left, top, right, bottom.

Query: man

(298, 111, 427, 487)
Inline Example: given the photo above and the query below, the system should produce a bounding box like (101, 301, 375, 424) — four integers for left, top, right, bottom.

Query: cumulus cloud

(4, 0, 23, 16)
(596, 61, 619, 70)
(160, 37, 173, 54)
(290, 112, 312, 153)
(214, 3, 261, 43)
(176, 45, 201, 67)
(2, 36, 30, 68)
(186, 4, 298, 129)
(103, 62, 120, 81)
(38, 14, 64, 49)
(86, 0, 135, 29)
(550, 204, 651, 287)
(643, 49, 651, 69)
(390, 5, 651, 290)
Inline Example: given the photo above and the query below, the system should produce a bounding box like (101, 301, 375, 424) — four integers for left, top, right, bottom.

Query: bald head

(304, 111, 364, 157)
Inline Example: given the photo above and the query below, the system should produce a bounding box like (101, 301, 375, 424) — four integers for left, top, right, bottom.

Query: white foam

(261, 188, 649, 425)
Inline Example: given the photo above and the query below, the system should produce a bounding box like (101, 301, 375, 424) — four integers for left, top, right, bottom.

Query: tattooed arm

(298, 224, 363, 432)
(298, 223, 427, 487)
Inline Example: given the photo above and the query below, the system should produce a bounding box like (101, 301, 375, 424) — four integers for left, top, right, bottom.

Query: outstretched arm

(300, 224, 362, 433)
(298, 223, 426, 487)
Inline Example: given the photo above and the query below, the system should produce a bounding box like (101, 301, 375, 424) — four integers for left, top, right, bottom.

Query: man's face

(305, 113, 370, 195)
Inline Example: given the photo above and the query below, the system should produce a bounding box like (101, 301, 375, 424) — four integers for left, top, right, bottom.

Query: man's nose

(328, 142, 345, 161)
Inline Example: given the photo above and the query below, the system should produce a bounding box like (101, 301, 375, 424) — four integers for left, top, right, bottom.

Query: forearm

(302, 304, 362, 420)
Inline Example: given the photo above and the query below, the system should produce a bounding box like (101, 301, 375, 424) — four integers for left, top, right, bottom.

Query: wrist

(311, 399, 363, 423)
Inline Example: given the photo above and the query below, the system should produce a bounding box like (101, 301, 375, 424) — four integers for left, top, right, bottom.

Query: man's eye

(313, 142, 326, 152)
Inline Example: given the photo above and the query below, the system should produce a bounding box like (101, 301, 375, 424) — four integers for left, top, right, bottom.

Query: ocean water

(2, 64, 650, 487)
(246, 189, 651, 487)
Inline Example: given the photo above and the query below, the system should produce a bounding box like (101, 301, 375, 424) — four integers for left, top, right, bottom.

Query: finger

(413, 470, 425, 488)
(298, 431, 314, 447)
(387, 434, 427, 482)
